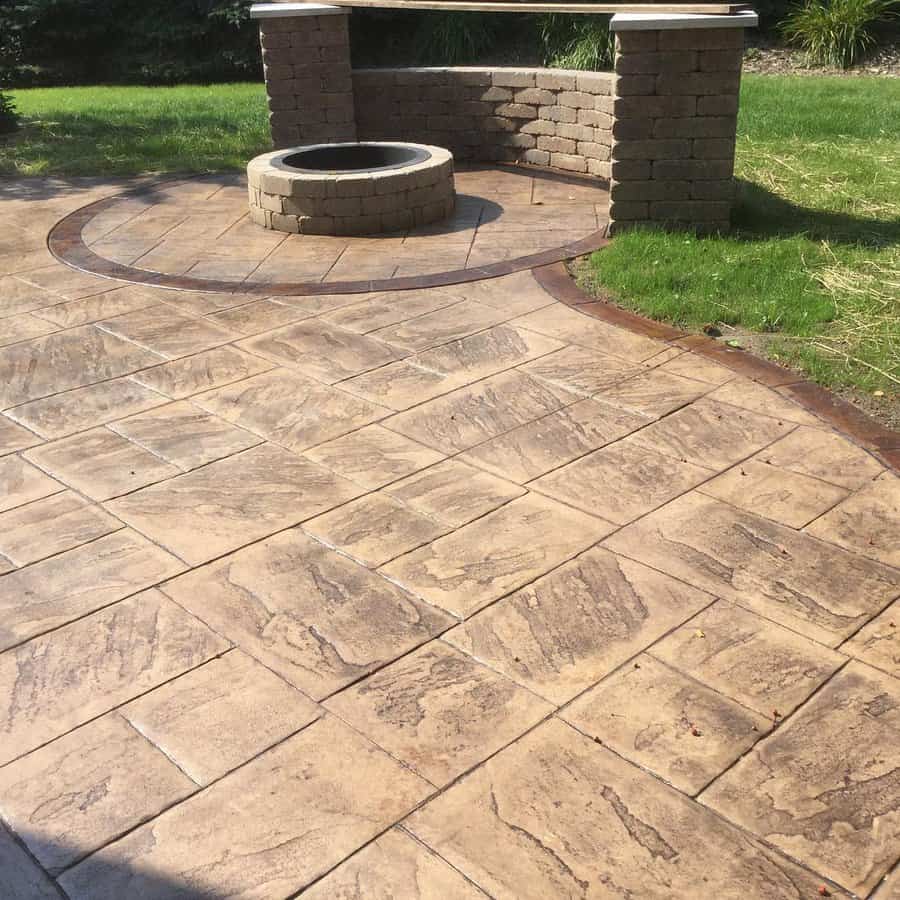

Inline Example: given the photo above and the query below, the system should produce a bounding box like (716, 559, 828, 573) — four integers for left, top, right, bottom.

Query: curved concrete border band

(46, 180, 609, 297)
(533, 261, 900, 470)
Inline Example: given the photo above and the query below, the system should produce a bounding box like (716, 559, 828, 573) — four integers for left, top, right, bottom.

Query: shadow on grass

(733, 178, 900, 248)
(0, 109, 270, 180)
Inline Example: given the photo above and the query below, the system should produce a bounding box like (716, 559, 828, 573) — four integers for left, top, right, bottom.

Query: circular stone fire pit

(247, 141, 455, 236)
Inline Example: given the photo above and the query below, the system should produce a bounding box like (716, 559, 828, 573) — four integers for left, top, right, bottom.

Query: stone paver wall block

(253, 3, 357, 149)
(609, 11, 758, 234)
(352, 67, 614, 178)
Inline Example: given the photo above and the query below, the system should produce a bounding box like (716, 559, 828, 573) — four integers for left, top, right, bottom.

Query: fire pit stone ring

(247, 141, 455, 236)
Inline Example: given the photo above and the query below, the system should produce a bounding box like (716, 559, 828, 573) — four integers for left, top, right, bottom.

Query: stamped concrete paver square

(372, 300, 509, 352)
(0, 275, 61, 316)
(531, 439, 713, 524)
(304, 492, 448, 567)
(0, 325, 162, 408)
(447, 547, 711, 704)
(652, 600, 845, 716)
(60, 717, 432, 900)
(385, 369, 578, 454)
(805, 470, 900, 567)
(239, 318, 405, 383)
(341, 358, 457, 411)
(0, 415, 40, 455)
(699, 458, 849, 528)
(303, 423, 444, 490)
(381, 493, 613, 618)
(629, 398, 793, 470)
(592, 367, 711, 417)
(32, 287, 159, 328)
(701, 662, 900, 896)
(383, 458, 525, 527)
(0, 713, 195, 873)
(519, 344, 645, 396)
(407, 718, 835, 900)
(0, 313, 58, 347)
(605, 492, 900, 646)
(130, 344, 274, 399)
(97, 305, 237, 360)
(411, 323, 564, 381)
(460, 399, 650, 484)
(109, 400, 262, 470)
(512, 303, 663, 362)
(327, 641, 552, 786)
(322, 288, 464, 333)
(707, 378, 823, 425)
(206, 298, 309, 335)
(842, 599, 900, 677)
(0, 530, 184, 651)
(757, 425, 885, 489)
(0, 491, 121, 567)
(0, 455, 61, 512)
(106, 443, 363, 565)
(6, 377, 167, 439)
(163, 529, 452, 698)
(123, 650, 320, 785)
(0, 590, 227, 766)
(0, 823, 60, 900)
(300, 828, 488, 900)
(562, 654, 768, 794)
(195, 368, 388, 453)
(25, 427, 180, 500)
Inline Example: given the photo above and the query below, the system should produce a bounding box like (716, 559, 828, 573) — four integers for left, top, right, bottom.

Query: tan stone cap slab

(250, 2, 349, 17)
(611, 9, 758, 28)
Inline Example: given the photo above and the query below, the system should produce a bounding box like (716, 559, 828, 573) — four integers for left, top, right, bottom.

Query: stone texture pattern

(353, 67, 614, 178)
(609, 26, 746, 233)
(248, 144, 456, 236)
(258, 11, 356, 150)
(0, 173, 897, 899)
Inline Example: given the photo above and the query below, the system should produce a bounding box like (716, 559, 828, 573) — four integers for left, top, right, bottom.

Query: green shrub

(0, 90, 16, 134)
(782, 0, 898, 67)
(540, 14, 614, 70)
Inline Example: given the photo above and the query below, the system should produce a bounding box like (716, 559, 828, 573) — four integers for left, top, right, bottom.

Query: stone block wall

(252, 5, 757, 233)
(258, 10, 356, 148)
(608, 25, 745, 233)
(352, 68, 613, 178)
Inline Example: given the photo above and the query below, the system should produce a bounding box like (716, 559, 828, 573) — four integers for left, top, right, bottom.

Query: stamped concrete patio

(1, 169, 899, 900)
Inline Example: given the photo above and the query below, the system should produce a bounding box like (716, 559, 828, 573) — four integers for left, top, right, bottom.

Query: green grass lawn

(583, 75, 900, 405)
(2, 76, 898, 407)
(0, 84, 271, 176)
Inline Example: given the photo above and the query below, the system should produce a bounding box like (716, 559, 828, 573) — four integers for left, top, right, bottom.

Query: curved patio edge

(46, 184, 610, 297)
(532, 260, 900, 472)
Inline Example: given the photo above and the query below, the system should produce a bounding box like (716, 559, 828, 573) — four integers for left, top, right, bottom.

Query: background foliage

(0, 0, 826, 88)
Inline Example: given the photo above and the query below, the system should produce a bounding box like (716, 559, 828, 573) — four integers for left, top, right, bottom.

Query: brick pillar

(608, 11, 757, 234)
(250, 3, 356, 149)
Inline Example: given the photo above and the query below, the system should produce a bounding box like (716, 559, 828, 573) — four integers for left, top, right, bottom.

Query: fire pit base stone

(247, 142, 455, 236)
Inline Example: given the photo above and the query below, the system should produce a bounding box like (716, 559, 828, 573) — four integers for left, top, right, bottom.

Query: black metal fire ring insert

(282, 142, 433, 175)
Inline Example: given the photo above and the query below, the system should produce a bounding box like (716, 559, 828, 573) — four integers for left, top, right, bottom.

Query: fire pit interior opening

(283, 143, 432, 174)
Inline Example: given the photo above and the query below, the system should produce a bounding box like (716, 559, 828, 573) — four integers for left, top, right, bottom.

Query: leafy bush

(781, 0, 898, 67)
(0, 90, 17, 134)
(0, 0, 260, 86)
(540, 14, 614, 70)
(411, 12, 504, 64)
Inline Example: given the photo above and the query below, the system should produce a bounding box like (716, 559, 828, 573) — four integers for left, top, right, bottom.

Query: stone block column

(608, 11, 757, 233)
(250, 2, 356, 149)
